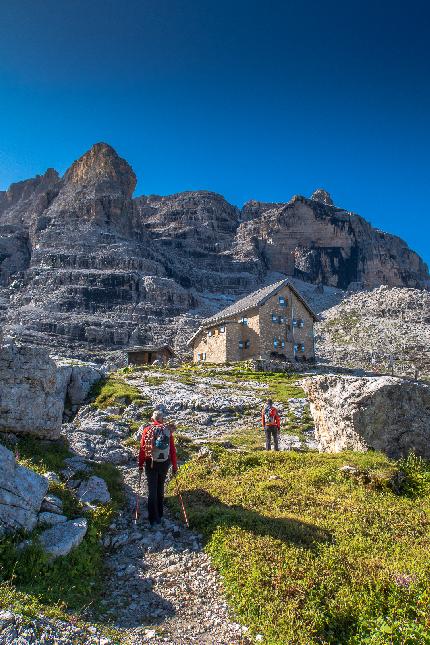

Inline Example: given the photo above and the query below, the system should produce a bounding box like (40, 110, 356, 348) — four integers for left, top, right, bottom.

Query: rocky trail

(98, 465, 249, 644)
(64, 369, 269, 643)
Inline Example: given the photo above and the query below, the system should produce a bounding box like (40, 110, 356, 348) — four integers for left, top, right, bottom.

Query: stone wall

(225, 309, 260, 362)
(290, 294, 315, 361)
(193, 323, 229, 363)
(258, 286, 315, 361)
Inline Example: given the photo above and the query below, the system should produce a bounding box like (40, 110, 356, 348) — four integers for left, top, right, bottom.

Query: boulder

(0, 342, 103, 438)
(0, 343, 65, 438)
(0, 443, 49, 534)
(38, 512, 67, 526)
(56, 359, 104, 407)
(40, 494, 63, 514)
(303, 375, 430, 458)
(38, 518, 88, 558)
(76, 476, 111, 504)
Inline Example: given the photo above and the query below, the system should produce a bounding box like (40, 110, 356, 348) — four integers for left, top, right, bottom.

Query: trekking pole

(134, 470, 143, 524)
(175, 478, 189, 528)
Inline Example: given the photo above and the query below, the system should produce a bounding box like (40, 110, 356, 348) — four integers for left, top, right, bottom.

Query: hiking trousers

(145, 458, 170, 524)
(265, 426, 280, 451)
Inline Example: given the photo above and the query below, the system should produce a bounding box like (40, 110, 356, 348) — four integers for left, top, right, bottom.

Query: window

(300, 343, 305, 352)
(239, 339, 250, 350)
(281, 340, 285, 348)
(298, 319, 304, 328)
(198, 352, 207, 361)
(272, 314, 285, 324)
(239, 340, 244, 349)
(279, 296, 287, 306)
(293, 343, 299, 352)
(208, 329, 213, 337)
(239, 317, 249, 325)
(273, 338, 279, 349)
(220, 325, 225, 333)
(245, 339, 250, 349)
(292, 319, 298, 327)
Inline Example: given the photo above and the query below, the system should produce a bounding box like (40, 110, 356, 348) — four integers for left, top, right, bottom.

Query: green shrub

(399, 453, 430, 498)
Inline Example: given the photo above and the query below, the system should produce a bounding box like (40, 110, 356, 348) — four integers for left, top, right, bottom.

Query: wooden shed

(127, 345, 174, 366)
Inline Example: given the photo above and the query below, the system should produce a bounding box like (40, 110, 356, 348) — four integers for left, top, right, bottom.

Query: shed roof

(187, 278, 318, 346)
(127, 344, 174, 354)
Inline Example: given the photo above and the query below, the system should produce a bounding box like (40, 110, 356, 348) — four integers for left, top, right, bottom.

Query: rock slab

(76, 476, 111, 504)
(39, 518, 88, 558)
(0, 443, 49, 534)
(303, 375, 430, 458)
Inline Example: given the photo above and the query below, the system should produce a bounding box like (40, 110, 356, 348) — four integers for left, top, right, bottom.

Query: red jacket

(138, 420, 178, 471)
(261, 405, 280, 430)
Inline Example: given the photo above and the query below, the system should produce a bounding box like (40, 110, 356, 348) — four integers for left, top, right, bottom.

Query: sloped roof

(128, 344, 174, 354)
(187, 278, 318, 346)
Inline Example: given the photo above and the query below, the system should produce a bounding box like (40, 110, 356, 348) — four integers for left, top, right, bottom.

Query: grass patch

(226, 426, 264, 451)
(174, 433, 201, 461)
(89, 375, 145, 410)
(145, 375, 166, 386)
(14, 436, 71, 475)
(168, 449, 430, 644)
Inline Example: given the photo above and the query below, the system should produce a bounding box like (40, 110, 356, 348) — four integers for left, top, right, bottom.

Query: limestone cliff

(0, 143, 428, 358)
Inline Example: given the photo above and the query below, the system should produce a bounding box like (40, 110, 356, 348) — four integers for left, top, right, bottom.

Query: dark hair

(267, 399, 273, 405)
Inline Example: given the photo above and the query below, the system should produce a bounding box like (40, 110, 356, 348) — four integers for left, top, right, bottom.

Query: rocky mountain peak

(1, 168, 60, 208)
(311, 188, 334, 206)
(64, 142, 137, 198)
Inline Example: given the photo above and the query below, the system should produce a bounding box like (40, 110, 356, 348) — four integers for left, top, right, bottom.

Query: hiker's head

(151, 410, 164, 422)
(267, 399, 273, 406)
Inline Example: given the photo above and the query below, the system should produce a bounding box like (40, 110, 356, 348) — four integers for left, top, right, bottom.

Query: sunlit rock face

(238, 194, 429, 290)
(0, 143, 428, 358)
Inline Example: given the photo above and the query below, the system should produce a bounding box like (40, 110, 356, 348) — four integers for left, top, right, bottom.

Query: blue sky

(0, 0, 429, 266)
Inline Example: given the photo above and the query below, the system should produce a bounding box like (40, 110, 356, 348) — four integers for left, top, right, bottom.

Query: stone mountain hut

(188, 278, 318, 364)
(127, 345, 174, 366)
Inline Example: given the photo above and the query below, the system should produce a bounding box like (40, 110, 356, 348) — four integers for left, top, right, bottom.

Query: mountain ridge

(0, 142, 428, 358)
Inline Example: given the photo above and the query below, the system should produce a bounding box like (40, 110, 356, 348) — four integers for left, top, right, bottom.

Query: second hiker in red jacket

(138, 410, 178, 527)
(261, 398, 281, 451)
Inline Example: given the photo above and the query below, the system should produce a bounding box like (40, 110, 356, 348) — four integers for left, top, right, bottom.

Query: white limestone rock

(0, 443, 49, 534)
(40, 494, 63, 513)
(38, 512, 68, 526)
(0, 343, 65, 438)
(39, 518, 88, 558)
(0, 342, 103, 439)
(303, 375, 430, 458)
(76, 476, 111, 504)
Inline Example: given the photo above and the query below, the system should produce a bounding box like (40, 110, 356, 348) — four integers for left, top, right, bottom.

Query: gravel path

(99, 465, 249, 644)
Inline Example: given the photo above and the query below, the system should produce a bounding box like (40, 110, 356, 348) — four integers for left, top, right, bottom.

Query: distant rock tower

(310, 188, 334, 206)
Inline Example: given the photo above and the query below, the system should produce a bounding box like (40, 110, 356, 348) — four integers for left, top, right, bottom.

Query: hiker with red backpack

(261, 398, 281, 451)
(138, 410, 178, 527)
